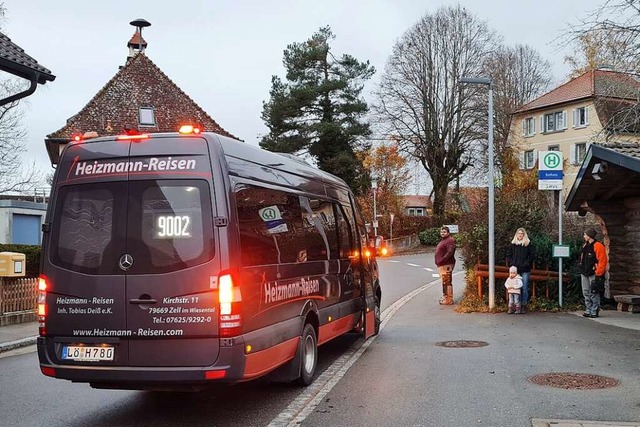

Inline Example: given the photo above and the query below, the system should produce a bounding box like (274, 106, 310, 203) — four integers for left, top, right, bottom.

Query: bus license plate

(62, 345, 114, 362)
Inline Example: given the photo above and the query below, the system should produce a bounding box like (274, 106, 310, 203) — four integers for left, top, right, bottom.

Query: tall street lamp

(371, 179, 378, 236)
(460, 76, 495, 309)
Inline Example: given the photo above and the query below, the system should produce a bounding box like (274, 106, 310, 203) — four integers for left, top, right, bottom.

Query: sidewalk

(0, 320, 38, 353)
(1, 289, 639, 351)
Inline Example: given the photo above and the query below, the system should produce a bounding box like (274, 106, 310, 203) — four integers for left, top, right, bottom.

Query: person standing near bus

(435, 226, 456, 305)
(580, 228, 608, 318)
(506, 228, 535, 313)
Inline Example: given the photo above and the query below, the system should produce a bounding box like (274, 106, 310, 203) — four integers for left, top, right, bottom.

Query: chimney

(127, 18, 151, 62)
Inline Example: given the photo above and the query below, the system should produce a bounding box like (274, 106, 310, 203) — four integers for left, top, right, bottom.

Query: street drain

(435, 340, 489, 348)
(528, 372, 619, 390)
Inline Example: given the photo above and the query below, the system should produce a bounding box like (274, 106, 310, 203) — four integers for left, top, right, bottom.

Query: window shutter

(562, 111, 567, 129)
(521, 120, 525, 136)
(540, 116, 545, 133)
(532, 118, 536, 134)
(585, 106, 589, 125)
(570, 144, 576, 165)
(572, 109, 577, 128)
(519, 151, 525, 170)
(533, 149, 539, 168)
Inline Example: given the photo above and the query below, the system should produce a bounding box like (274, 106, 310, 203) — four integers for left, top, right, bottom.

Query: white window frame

(575, 143, 587, 164)
(138, 107, 156, 127)
(542, 110, 567, 133)
(415, 208, 424, 217)
(573, 106, 589, 128)
(520, 149, 537, 170)
(524, 150, 535, 169)
(570, 143, 588, 165)
(522, 117, 536, 136)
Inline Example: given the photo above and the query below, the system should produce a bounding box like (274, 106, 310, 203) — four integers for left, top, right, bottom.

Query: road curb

(0, 336, 37, 353)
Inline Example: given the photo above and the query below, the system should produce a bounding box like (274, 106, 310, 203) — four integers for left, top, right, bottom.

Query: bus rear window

(128, 180, 214, 274)
(51, 180, 214, 275)
(52, 183, 125, 275)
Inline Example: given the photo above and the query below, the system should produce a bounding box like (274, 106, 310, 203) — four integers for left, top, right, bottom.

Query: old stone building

(44, 24, 238, 165)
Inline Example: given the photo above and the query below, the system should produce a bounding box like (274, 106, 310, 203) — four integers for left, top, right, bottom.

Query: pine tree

(260, 26, 375, 195)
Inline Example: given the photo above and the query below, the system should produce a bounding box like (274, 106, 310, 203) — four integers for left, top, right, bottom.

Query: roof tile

(0, 31, 55, 83)
(46, 53, 238, 140)
(516, 69, 640, 113)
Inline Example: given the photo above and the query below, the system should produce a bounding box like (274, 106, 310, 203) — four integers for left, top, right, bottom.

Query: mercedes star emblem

(119, 254, 134, 271)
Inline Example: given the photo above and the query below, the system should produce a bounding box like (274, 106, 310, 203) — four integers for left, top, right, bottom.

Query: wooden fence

(0, 277, 38, 315)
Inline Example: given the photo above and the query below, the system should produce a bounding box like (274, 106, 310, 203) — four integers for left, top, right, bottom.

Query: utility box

(0, 252, 25, 277)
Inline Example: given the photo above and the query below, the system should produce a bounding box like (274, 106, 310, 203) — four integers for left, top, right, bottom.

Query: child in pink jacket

(505, 266, 524, 314)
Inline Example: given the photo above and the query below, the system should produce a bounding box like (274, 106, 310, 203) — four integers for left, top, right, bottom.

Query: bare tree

(483, 45, 553, 179)
(564, 1, 640, 143)
(0, 78, 41, 194)
(0, 4, 43, 194)
(375, 5, 498, 218)
(566, 0, 640, 74)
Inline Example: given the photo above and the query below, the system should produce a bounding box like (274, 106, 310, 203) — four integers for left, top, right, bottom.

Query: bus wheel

(296, 323, 317, 386)
(374, 296, 381, 335)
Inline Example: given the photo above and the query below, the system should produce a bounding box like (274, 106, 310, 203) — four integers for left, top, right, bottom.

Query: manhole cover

(435, 340, 489, 348)
(528, 372, 619, 389)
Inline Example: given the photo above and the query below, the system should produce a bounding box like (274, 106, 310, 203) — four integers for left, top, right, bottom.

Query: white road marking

(388, 260, 401, 263)
(268, 271, 465, 427)
(406, 263, 420, 267)
(432, 274, 440, 278)
(423, 267, 434, 272)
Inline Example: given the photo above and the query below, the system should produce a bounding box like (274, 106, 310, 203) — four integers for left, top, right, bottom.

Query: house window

(522, 117, 535, 136)
(575, 143, 587, 164)
(139, 107, 156, 126)
(415, 208, 424, 216)
(574, 106, 589, 128)
(407, 208, 424, 217)
(543, 111, 566, 133)
(548, 145, 560, 151)
(524, 150, 536, 169)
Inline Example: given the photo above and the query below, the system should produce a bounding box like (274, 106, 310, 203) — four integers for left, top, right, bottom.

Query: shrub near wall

(419, 228, 441, 246)
(0, 245, 40, 278)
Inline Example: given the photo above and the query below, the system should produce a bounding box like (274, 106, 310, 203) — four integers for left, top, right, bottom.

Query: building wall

(509, 100, 603, 195)
(0, 200, 47, 245)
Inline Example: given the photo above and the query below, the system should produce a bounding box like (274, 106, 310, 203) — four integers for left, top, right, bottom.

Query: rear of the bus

(37, 131, 244, 390)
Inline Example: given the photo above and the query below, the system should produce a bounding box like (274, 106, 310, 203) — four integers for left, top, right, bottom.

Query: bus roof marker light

(116, 133, 150, 141)
(179, 124, 202, 135)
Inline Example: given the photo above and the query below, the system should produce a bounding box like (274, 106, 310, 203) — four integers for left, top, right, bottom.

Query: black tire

(374, 295, 381, 335)
(295, 323, 317, 386)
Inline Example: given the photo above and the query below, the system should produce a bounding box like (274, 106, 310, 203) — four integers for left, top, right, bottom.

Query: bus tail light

(38, 276, 48, 336)
(218, 273, 242, 337)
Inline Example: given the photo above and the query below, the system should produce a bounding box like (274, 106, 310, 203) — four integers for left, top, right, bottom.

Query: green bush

(419, 227, 442, 246)
(0, 244, 40, 277)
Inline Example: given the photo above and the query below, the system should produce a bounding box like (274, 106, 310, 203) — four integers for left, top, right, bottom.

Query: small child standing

(505, 266, 524, 314)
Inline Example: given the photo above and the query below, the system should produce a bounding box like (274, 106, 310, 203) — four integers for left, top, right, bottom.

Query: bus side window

(334, 204, 353, 259)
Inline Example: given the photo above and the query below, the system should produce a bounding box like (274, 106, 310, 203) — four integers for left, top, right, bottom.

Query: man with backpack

(580, 228, 608, 318)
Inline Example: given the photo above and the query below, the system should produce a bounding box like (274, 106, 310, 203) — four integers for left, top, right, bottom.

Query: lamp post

(371, 179, 378, 236)
(460, 76, 495, 309)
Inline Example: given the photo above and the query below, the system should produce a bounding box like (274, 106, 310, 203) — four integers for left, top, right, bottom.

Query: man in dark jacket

(580, 228, 608, 318)
(435, 226, 456, 305)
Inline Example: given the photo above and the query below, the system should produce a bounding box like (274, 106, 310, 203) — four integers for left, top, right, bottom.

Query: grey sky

(3, 0, 604, 185)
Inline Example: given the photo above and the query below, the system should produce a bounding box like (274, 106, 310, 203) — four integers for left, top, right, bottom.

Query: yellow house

(508, 69, 640, 194)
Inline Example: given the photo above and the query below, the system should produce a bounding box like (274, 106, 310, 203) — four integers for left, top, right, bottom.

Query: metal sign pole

(558, 187, 563, 307)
